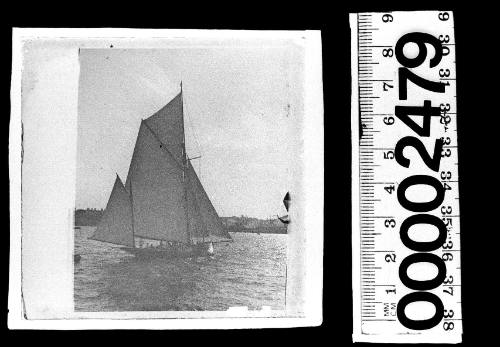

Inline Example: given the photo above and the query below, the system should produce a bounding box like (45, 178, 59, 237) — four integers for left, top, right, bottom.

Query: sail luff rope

(180, 82, 192, 245)
(183, 91, 203, 178)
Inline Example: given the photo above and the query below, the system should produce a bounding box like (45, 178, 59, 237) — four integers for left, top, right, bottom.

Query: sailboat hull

(120, 243, 214, 259)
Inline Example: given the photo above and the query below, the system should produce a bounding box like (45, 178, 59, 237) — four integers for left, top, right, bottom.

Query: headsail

(90, 175, 134, 247)
(125, 121, 187, 242)
(186, 161, 232, 243)
(185, 180, 208, 242)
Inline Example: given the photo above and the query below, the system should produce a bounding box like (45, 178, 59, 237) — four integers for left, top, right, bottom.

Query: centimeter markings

(358, 13, 382, 322)
(353, 11, 462, 342)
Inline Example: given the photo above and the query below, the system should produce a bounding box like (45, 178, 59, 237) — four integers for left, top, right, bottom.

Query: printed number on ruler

(352, 10, 461, 342)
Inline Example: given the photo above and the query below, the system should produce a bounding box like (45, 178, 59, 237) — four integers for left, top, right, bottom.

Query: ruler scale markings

(352, 11, 461, 343)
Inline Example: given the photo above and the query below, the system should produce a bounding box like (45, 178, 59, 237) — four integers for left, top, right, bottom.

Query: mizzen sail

(90, 175, 134, 247)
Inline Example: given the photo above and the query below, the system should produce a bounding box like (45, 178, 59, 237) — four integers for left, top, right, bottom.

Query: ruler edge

(350, 11, 462, 343)
(350, 12, 362, 342)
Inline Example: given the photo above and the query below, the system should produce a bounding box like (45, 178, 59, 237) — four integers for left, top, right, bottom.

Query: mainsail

(90, 175, 134, 247)
(91, 88, 233, 247)
(125, 120, 187, 242)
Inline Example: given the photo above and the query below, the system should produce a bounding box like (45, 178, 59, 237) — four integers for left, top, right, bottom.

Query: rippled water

(74, 227, 286, 311)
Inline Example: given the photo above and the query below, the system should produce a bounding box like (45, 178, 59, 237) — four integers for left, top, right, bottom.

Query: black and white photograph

(8, 29, 324, 328)
(74, 47, 298, 312)
(5, 6, 496, 343)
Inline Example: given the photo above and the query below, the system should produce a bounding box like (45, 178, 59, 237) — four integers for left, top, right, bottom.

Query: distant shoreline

(224, 226, 287, 235)
(75, 225, 287, 235)
(74, 209, 288, 235)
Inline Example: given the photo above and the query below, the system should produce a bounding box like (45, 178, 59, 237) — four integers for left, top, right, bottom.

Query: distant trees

(220, 215, 287, 233)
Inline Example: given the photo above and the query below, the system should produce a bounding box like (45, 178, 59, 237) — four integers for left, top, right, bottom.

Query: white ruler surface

(351, 11, 462, 343)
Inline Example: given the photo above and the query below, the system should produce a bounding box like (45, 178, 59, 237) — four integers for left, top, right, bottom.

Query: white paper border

(8, 28, 323, 329)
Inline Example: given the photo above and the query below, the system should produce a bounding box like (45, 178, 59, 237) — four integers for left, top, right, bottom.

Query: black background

(1, 2, 494, 345)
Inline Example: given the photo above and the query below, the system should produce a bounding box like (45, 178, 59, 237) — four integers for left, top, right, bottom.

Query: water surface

(74, 227, 286, 311)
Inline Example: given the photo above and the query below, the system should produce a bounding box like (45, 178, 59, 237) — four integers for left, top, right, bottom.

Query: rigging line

(180, 83, 192, 245)
(183, 89, 203, 178)
(188, 118, 202, 178)
(183, 88, 202, 156)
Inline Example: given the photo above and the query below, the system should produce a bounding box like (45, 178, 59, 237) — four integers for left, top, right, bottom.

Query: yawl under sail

(90, 85, 232, 257)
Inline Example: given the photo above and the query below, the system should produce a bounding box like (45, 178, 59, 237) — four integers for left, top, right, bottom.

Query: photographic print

(9, 29, 323, 328)
(74, 47, 296, 312)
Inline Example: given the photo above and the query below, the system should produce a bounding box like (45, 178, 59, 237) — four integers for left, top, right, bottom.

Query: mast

(181, 81, 192, 245)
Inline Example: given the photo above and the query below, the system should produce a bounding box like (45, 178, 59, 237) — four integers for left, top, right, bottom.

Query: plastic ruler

(351, 11, 462, 343)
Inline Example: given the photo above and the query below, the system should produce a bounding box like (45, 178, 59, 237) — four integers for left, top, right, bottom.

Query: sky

(76, 45, 303, 219)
